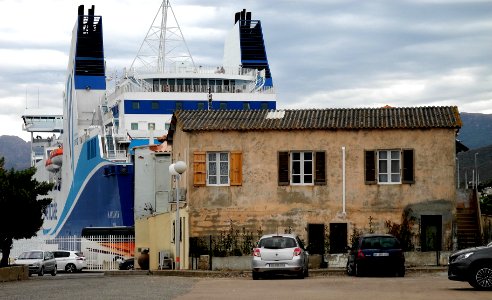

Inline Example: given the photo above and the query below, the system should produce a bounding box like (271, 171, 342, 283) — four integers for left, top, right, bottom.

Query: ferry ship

(21, 1, 276, 238)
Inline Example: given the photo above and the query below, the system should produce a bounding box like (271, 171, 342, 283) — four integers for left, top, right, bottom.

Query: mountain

(0, 135, 31, 170)
(458, 112, 492, 150)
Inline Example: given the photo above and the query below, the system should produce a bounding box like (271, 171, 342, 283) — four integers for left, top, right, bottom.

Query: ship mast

(131, 0, 195, 73)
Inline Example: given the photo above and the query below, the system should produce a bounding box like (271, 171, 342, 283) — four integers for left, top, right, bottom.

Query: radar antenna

(131, 0, 195, 73)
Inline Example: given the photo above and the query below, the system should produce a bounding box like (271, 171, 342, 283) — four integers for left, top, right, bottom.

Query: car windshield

(259, 236, 297, 249)
(18, 251, 43, 259)
(361, 237, 400, 250)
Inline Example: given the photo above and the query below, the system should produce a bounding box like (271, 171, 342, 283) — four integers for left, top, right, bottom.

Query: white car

(52, 250, 87, 272)
(14, 250, 57, 276)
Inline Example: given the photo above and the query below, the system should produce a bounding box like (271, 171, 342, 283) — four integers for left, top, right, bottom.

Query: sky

(1, 0, 491, 141)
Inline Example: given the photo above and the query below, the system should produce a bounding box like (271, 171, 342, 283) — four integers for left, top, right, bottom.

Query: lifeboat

(45, 158, 60, 173)
(50, 147, 63, 166)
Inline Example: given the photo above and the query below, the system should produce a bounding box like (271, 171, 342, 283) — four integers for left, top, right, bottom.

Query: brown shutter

(365, 150, 376, 184)
(402, 149, 415, 184)
(230, 151, 242, 186)
(278, 152, 289, 186)
(315, 151, 326, 185)
(193, 151, 206, 186)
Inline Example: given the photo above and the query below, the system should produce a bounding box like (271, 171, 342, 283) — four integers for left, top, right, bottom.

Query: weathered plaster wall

(172, 127, 457, 248)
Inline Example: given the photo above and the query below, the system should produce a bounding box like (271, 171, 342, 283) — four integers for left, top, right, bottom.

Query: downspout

(342, 146, 346, 215)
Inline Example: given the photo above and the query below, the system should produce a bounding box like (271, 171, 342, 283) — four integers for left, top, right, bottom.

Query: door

(329, 223, 348, 254)
(421, 215, 442, 251)
(307, 224, 325, 254)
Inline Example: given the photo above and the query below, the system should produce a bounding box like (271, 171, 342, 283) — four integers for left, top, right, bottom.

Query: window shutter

(315, 151, 326, 185)
(278, 152, 289, 186)
(193, 151, 206, 186)
(402, 149, 415, 183)
(365, 150, 376, 184)
(230, 151, 242, 186)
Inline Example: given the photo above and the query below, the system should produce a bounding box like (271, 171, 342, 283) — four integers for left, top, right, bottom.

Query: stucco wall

(135, 210, 189, 270)
(172, 127, 457, 250)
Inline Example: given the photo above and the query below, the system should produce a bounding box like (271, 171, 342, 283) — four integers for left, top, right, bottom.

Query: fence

(10, 235, 135, 271)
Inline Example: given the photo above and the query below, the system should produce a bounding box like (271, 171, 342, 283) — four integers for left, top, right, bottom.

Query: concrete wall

(135, 210, 190, 270)
(0, 266, 29, 282)
(171, 127, 457, 251)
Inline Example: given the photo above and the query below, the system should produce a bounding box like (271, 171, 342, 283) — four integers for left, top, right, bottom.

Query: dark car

(346, 234, 405, 277)
(119, 257, 134, 270)
(448, 243, 492, 289)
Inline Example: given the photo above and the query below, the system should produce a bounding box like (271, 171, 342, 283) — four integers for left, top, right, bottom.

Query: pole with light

(474, 153, 479, 190)
(169, 161, 187, 270)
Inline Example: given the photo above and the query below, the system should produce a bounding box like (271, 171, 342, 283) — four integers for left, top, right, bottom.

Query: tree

(0, 157, 53, 267)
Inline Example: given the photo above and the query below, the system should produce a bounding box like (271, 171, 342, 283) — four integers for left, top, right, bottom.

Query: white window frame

(206, 152, 230, 186)
(290, 151, 314, 185)
(377, 150, 401, 184)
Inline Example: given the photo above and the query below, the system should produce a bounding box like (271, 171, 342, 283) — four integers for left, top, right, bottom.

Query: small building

(137, 106, 462, 269)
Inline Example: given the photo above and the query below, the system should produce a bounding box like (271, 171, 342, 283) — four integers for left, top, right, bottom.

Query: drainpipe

(342, 146, 346, 215)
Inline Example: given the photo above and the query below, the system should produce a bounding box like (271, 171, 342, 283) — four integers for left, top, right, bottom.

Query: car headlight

(33, 262, 41, 267)
(455, 252, 474, 261)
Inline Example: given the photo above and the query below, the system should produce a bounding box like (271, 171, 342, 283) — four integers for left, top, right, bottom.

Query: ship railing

(105, 150, 127, 161)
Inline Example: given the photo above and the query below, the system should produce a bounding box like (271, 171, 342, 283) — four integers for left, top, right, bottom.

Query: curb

(104, 266, 447, 278)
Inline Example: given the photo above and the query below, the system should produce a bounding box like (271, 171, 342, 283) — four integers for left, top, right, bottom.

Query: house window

(131, 123, 138, 130)
(365, 149, 414, 184)
(278, 151, 326, 186)
(193, 151, 242, 186)
(132, 101, 140, 110)
(151, 101, 159, 110)
(207, 152, 229, 185)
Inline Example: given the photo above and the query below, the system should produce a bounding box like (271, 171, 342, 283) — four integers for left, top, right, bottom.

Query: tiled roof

(173, 106, 462, 131)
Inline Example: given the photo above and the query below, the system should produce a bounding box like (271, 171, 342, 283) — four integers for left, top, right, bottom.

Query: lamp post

(474, 153, 479, 190)
(169, 161, 186, 270)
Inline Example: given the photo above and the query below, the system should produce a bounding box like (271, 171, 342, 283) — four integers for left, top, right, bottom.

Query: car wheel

(38, 267, 44, 276)
(65, 263, 76, 273)
(252, 271, 260, 280)
(51, 266, 57, 276)
(355, 263, 363, 277)
(127, 263, 134, 270)
(304, 266, 309, 278)
(468, 264, 492, 290)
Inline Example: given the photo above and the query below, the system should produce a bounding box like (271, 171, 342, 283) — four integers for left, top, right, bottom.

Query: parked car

(251, 233, 309, 280)
(119, 257, 134, 270)
(14, 250, 57, 276)
(346, 234, 405, 277)
(52, 250, 87, 273)
(448, 242, 492, 289)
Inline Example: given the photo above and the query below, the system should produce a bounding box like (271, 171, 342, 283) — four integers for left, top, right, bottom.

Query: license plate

(269, 263, 285, 267)
(373, 253, 389, 257)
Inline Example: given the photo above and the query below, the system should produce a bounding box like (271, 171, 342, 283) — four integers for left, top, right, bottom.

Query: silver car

(251, 234, 309, 280)
(14, 250, 57, 276)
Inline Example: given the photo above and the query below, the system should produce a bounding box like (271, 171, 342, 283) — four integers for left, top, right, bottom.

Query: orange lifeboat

(45, 158, 60, 173)
(50, 147, 63, 166)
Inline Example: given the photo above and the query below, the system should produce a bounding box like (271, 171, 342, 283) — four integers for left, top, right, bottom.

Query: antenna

(131, 0, 195, 73)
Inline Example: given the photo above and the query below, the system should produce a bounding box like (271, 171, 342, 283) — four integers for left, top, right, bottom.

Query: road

(0, 271, 490, 300)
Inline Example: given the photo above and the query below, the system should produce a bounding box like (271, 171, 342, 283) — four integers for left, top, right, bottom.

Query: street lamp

(169, 161, 187, 270)
(474, 153, 479, 190)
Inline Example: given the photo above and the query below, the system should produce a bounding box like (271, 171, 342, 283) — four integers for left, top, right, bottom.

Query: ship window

(151, 101, 159, 110)
(132, 101, 140, 110)
(148, 123, 155, 130)
(261, 102, 268, 109)
(197, 102, 205, 110)
(243, 102, 250, 110)
(131, 123, 138, 130)
(219, 102, 227, 110)
(165, 123, 170, 130)
(176, 101, 183, 110)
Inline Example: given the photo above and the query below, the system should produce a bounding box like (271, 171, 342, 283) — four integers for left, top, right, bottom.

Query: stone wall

(0, 265, 29, 282)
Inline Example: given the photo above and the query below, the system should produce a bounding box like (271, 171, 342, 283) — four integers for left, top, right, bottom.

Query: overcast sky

(1, 0, 491, 141)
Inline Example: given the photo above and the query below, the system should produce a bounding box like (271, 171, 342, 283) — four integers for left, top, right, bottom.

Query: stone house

(137, 106, 462, 269)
